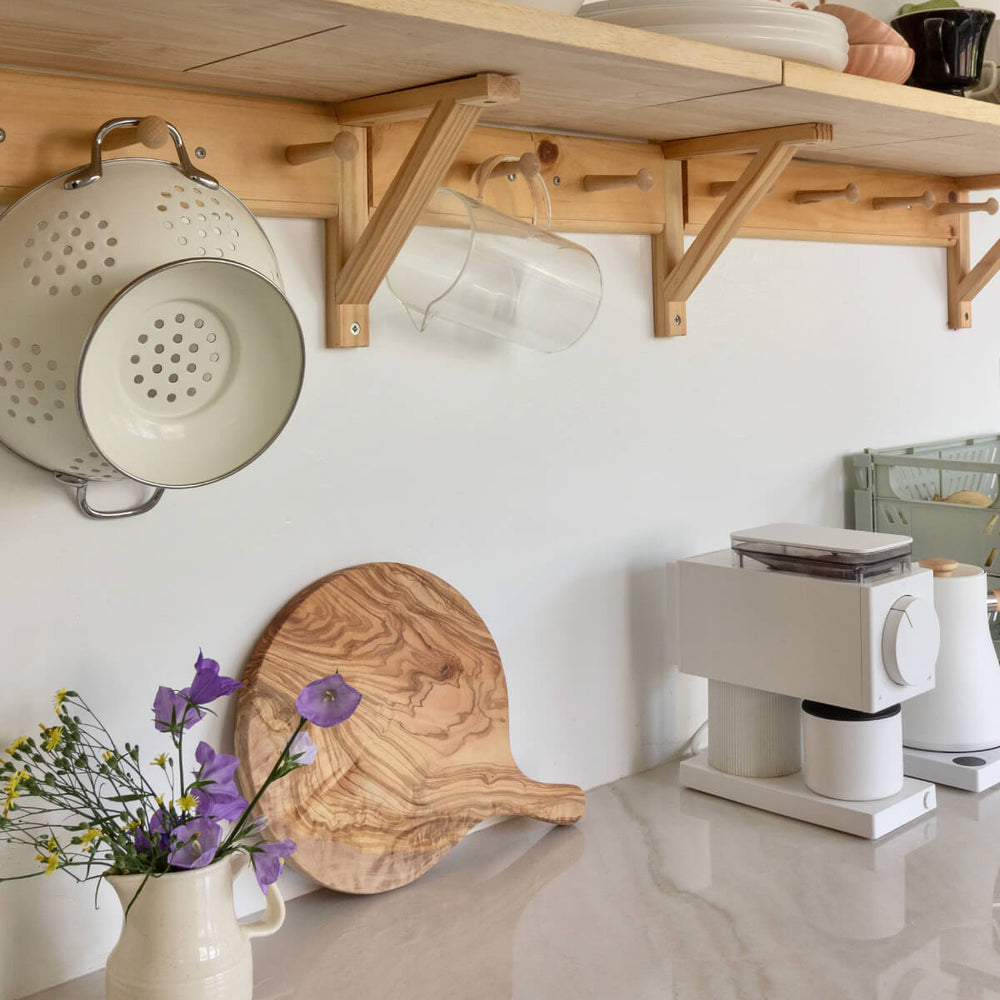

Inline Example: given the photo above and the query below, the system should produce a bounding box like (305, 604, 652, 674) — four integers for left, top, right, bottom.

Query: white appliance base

(679, 753, 936, 839)
(903, 745, 1000, 792)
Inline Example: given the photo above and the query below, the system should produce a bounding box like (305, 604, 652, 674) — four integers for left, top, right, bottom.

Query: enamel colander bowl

(0, 117, 304, 518)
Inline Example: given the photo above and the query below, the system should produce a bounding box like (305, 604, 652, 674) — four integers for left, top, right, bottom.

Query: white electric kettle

(903, 558, 1000, 752)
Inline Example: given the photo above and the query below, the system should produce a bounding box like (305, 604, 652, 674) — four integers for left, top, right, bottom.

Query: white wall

(2, 205, 1000, 997)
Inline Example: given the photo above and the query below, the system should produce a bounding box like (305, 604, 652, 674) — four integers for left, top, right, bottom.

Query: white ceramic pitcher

(104, 854, 285, 1000)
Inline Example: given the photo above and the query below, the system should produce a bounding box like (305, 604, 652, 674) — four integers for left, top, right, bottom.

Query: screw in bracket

(194, 147, 207, 159)
(350, 323, 362, 336)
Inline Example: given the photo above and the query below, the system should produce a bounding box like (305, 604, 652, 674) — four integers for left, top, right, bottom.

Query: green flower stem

(218, 717, 307, 855)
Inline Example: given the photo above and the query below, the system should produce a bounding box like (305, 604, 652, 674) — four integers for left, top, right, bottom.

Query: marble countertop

(23, 758, 1000, 999)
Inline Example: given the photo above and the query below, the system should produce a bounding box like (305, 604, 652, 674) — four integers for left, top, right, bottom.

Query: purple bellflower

(250, 839, 296, 893)
(295, 674, 362, 728)
(185, 651, 242, 706)
(168, 817, 223, 870)
(152, 686, 202, 733)
(192, 742, 249, 821)
(135, 807, 170, 856)
(192, 785, 249, 823)
(288, 731, 318, 766)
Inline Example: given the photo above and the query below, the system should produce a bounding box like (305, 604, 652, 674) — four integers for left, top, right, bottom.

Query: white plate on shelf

(578, 0, 849, 71)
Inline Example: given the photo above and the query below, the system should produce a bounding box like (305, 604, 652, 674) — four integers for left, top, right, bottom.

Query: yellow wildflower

(40, 726, 62, 753)
(35, 852, 59, 875)
(150, 753, 168, 768)
(53, 689, 68, 712)
(125, 820, 139, 832)
(155, 795, 164, 807)
(177, 793, 197, 812)
(3, 769, 28, 818)
(80, 828, 101, 852)
(4, 737, 27, 756)
(103, 750, 115, 764)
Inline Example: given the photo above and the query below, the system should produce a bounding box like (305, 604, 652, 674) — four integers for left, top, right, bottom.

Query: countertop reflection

(23, 759, 1000, 999)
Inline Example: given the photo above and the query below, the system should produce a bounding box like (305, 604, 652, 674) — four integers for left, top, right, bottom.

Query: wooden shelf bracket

(325, 73, 520, 348)
(655, 123, 834, 338)
(947, 184, 1000, 330)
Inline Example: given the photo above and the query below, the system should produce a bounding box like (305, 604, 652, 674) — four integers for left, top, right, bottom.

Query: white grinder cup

(802, 701, 903, 801)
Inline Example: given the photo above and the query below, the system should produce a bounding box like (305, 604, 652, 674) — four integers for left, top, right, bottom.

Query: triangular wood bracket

(654, 123, 834, 338)
(947, 177, 1000, 330)
(325, 73, 520, 348)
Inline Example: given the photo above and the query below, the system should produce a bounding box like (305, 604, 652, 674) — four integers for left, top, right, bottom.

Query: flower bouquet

(0, 651, 361, 897)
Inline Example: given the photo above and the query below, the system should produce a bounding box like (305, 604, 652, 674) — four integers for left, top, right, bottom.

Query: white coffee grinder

(902, 558, 1000, 792)
(678, 524, 941, 839)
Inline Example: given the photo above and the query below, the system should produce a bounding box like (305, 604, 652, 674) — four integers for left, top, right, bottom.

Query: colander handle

(54, 473, 166, 519)
(64, 118, 220, 191)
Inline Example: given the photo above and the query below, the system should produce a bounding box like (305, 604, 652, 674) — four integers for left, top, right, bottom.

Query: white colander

(0, 117, 304, 518)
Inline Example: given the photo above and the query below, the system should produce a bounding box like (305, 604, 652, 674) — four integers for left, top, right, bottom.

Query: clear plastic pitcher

(386, 175, 602, 353)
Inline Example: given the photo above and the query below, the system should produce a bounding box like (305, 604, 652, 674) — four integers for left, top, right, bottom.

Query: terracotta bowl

(845, 42, 915, 83)
(814, 3, 908, 46)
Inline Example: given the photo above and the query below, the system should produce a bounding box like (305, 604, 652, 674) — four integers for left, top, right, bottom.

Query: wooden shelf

(5, 0, 1000, 341)
(5, 0, 1000, 178)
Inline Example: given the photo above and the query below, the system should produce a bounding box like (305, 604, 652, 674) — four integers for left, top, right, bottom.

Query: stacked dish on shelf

(815, 3, 914, 83)
(577, 0, 850, 71)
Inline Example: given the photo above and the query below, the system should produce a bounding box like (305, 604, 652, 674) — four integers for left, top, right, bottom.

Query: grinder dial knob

(882, 595, 940, 686)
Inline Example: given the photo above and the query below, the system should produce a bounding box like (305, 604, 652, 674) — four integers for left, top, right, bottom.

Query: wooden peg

(583, 168, 655, 193)
(285, 132, 361, 166)
(101, 115, 170, 152)
(477, 151, 541, 182)
(936, 193, 999, 216)
(709, 180, 776, 197)
(871, 190, 936, 210)
(794, 182, 860, 205)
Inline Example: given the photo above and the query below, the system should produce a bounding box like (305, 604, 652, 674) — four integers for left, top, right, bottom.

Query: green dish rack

(852, 434, 1000, 644)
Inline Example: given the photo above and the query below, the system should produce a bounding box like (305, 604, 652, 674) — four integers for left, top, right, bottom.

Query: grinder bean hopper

(678, 523, 941, 839)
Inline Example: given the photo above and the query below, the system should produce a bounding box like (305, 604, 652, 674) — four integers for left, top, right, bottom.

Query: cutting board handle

(507, 779, 586, 825)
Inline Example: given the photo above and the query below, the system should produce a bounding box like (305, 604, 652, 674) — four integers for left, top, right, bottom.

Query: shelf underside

(4, 0, 1000, 176)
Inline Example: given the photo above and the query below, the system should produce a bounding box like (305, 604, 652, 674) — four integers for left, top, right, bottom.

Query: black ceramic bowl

(890, 7, 995, 95)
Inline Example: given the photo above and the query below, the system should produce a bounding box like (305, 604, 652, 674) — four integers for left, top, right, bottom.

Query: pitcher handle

(472, 153, 553, 230)
(243, 882, 286, 939)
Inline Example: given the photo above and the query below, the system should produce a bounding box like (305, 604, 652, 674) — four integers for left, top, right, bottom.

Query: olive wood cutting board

(234, 562, 585, 894)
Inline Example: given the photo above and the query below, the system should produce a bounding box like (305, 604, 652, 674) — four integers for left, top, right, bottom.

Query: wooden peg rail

(795, 183, 859, 205)
(285, 132, 360, 165)
(583, 169, 654, 193)
(872, 191, 936, 211)
(2, 63, 1000, 347)
(936, 195, 999, 216)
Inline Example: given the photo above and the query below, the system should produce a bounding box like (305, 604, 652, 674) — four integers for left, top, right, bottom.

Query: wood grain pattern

(7, 0, 1000, 176)
(0, 67, 342, 218)
(235, 563, 585, 895)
